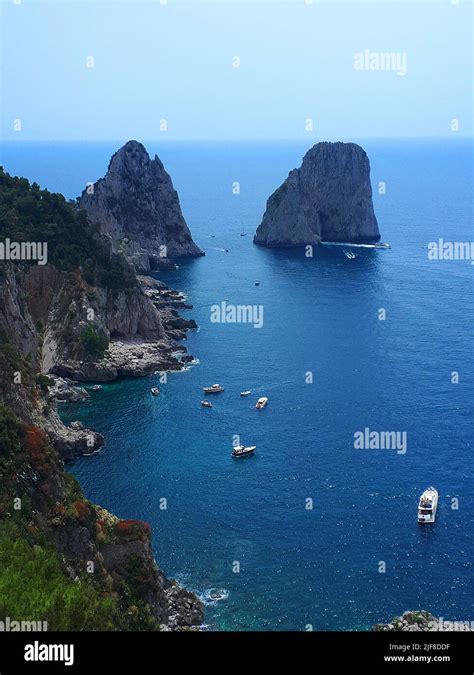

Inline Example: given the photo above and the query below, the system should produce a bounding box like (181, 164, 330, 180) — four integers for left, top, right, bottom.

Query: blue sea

(1, 139, 473, 630)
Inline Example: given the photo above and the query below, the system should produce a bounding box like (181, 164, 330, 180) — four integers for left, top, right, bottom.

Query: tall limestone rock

(78, 140, 204, 272)
(254, 142, 380, 247)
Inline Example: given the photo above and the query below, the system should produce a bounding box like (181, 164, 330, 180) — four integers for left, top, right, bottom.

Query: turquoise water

(2, 139, 473, 630)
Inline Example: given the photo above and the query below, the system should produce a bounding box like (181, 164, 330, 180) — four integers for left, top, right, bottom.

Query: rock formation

(373, 611, 473, 632)
(254, 142, 380, 247)
(78, 140, 204, 272)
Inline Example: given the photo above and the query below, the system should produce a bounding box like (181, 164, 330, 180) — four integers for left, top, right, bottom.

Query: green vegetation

(0, 167, 133, 290)
(35, 374, 54, 394)
(79, 325, 109, 360)
(0, 402, 22, 456)
(0, 522, 117, 631)
(0, 406, 161, 631)
(0, 327, 25, 375)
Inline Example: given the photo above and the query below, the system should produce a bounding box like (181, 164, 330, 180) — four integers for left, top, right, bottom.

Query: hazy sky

(1, 0, 472, 141)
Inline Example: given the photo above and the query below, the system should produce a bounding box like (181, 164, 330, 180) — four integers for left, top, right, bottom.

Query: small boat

(92, 385, 102, 391)
(240, 232, 247, 237)
(151, 387, 160, 396)
(240, 390, 251, 397)
(231, 444, 256, 458)
(418, 487, 438, 524)
(344, 250, 356, 259)
(255, 280, 260, 286)
(201, 400, 213, 408)
(203, 384, 224, 394)
(256, 396, 268, 409)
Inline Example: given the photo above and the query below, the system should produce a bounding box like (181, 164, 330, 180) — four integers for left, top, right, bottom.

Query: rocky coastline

(0, 164, 204, 630)
(373, 611, 473, 632)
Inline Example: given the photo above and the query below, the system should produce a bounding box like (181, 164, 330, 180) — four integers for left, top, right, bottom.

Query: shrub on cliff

(0, 402, 22, 456)
(79, 326, 109, 360)
(114, 519, 151, 543)
(25, 426, 55, 478)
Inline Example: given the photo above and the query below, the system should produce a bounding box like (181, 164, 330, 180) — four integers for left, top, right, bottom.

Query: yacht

(418, 487, 438, 524)
(231, 444, 256, 458)
(201, 400, 213, 408)
(151, 387, 160, 396)
(240, 390, 251, 397)
(256, 396, 268, 409)
(203, 384, 224, 394)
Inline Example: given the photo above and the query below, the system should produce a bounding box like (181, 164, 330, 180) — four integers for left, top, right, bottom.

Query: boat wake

(321, 241, 391, 249)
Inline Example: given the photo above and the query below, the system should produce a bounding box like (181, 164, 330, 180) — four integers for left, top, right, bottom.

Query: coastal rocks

(78, 140, 204, 273)
(162, 310, 198, 332)
(254, 142, 380, 247)
(373, 611, 473, 632)
(41, 406, 104, 460)
(48, 377, 90, 403)
(164, 583, 205, 630)
(53, 338, 184, 382)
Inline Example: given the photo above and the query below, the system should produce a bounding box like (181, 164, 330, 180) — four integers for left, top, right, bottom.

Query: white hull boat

(231, 444, 256, 458)
(203, 384, 224, 394)
(418, 487, 438, 524)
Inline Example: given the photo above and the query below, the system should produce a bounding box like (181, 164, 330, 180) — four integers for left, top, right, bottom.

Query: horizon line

(1, 135, 473, 144)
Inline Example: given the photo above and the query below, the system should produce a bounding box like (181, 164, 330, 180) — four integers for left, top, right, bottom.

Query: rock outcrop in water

(78, 140, 204, 272)
(373, 611, 473, 632)
(254, 142, 380, 247)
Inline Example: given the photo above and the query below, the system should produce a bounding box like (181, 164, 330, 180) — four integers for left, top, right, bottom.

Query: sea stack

(78, 140, 204, 272)
(254, 142, 380, 247)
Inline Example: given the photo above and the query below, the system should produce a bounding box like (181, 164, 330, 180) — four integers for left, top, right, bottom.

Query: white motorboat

(203, 384, 224, 394)
(240, 390, 251, 397)
(201, 400, 213, 408)
(151, 387, 160, 396)
(92, 384, 102, 391)
(418, 487, 438, 524)
(231, 444, 256, 458)
(256, 396, 268, 409)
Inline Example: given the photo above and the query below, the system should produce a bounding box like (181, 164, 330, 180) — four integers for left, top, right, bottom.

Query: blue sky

(1, 0, 472, 140)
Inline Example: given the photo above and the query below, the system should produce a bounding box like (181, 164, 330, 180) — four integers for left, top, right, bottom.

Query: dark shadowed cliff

(254, 142, 380, 247)
(78, 140, 204, 272)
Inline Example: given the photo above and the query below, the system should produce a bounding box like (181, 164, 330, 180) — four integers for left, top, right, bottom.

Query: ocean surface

(1, 139, 473, 630)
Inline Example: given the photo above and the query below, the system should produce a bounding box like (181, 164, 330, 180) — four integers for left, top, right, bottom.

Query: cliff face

(78, 140, 204, 272)
(254, 142, 380, 247)
(0, 168, 203, 630)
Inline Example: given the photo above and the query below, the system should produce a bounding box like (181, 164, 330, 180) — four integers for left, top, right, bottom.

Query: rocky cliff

(254, 142, 380, 247)
(0, 167, 203, 630)
(78, 140, 204, 272)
